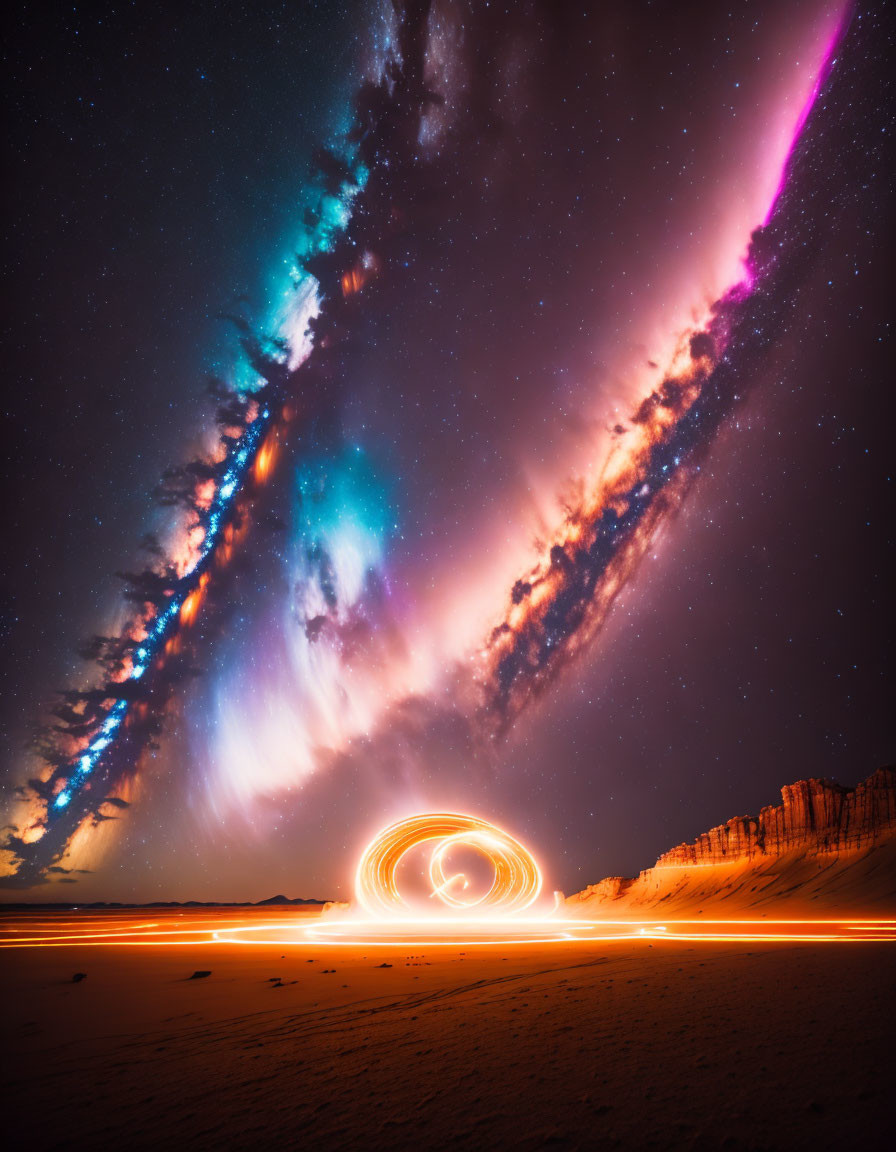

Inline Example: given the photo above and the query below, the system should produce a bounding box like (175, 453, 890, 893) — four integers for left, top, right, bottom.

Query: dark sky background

(2, 0, 363, 733)
(2, 0, 892, 901)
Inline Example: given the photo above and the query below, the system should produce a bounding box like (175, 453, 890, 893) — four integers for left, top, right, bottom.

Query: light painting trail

(1, 908, 893, 949)
(0, 806, 892, 949)
(354, 812, 544, 919)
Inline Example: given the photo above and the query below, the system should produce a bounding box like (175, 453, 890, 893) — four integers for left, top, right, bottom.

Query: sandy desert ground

(2, 904, 894, 1151)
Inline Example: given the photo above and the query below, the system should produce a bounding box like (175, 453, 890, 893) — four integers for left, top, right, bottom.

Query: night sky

(2, 0, 892, 902)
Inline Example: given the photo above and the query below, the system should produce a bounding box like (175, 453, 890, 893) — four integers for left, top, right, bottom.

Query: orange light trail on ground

(0, 914, 303, 947)
(1, 916, 894, 949)
(297, 920, 896, 947)
(4, 820, 891, 950)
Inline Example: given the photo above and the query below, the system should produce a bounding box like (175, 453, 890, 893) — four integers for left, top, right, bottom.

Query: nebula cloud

(4, 0, 880, 892)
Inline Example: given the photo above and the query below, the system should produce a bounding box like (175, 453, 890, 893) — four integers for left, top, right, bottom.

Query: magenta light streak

(762, 8, 852, 227)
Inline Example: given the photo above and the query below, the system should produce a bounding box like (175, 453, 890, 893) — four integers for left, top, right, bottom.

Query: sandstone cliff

(569, 767, 896, 914)
(657, 766, 895, 866)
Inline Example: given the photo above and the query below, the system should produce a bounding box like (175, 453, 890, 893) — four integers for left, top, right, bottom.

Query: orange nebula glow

(340, 251, 378, 297)
(179, 571, 210, 627)
(253, 434, 277, 484)
(341, 267, 365, 296)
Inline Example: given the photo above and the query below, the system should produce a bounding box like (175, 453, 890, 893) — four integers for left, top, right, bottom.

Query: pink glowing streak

(762, 9, 851, 227)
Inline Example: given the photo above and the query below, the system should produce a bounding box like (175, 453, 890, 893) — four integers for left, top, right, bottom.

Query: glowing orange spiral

(355, 812, 543, 919)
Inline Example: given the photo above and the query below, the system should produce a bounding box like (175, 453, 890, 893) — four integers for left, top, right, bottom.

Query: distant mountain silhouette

(255, 894, 327, 906)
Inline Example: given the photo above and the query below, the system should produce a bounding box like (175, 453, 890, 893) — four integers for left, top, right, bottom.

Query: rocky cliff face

(568, 767, 896, 914)
(656, 767, 895, 867)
